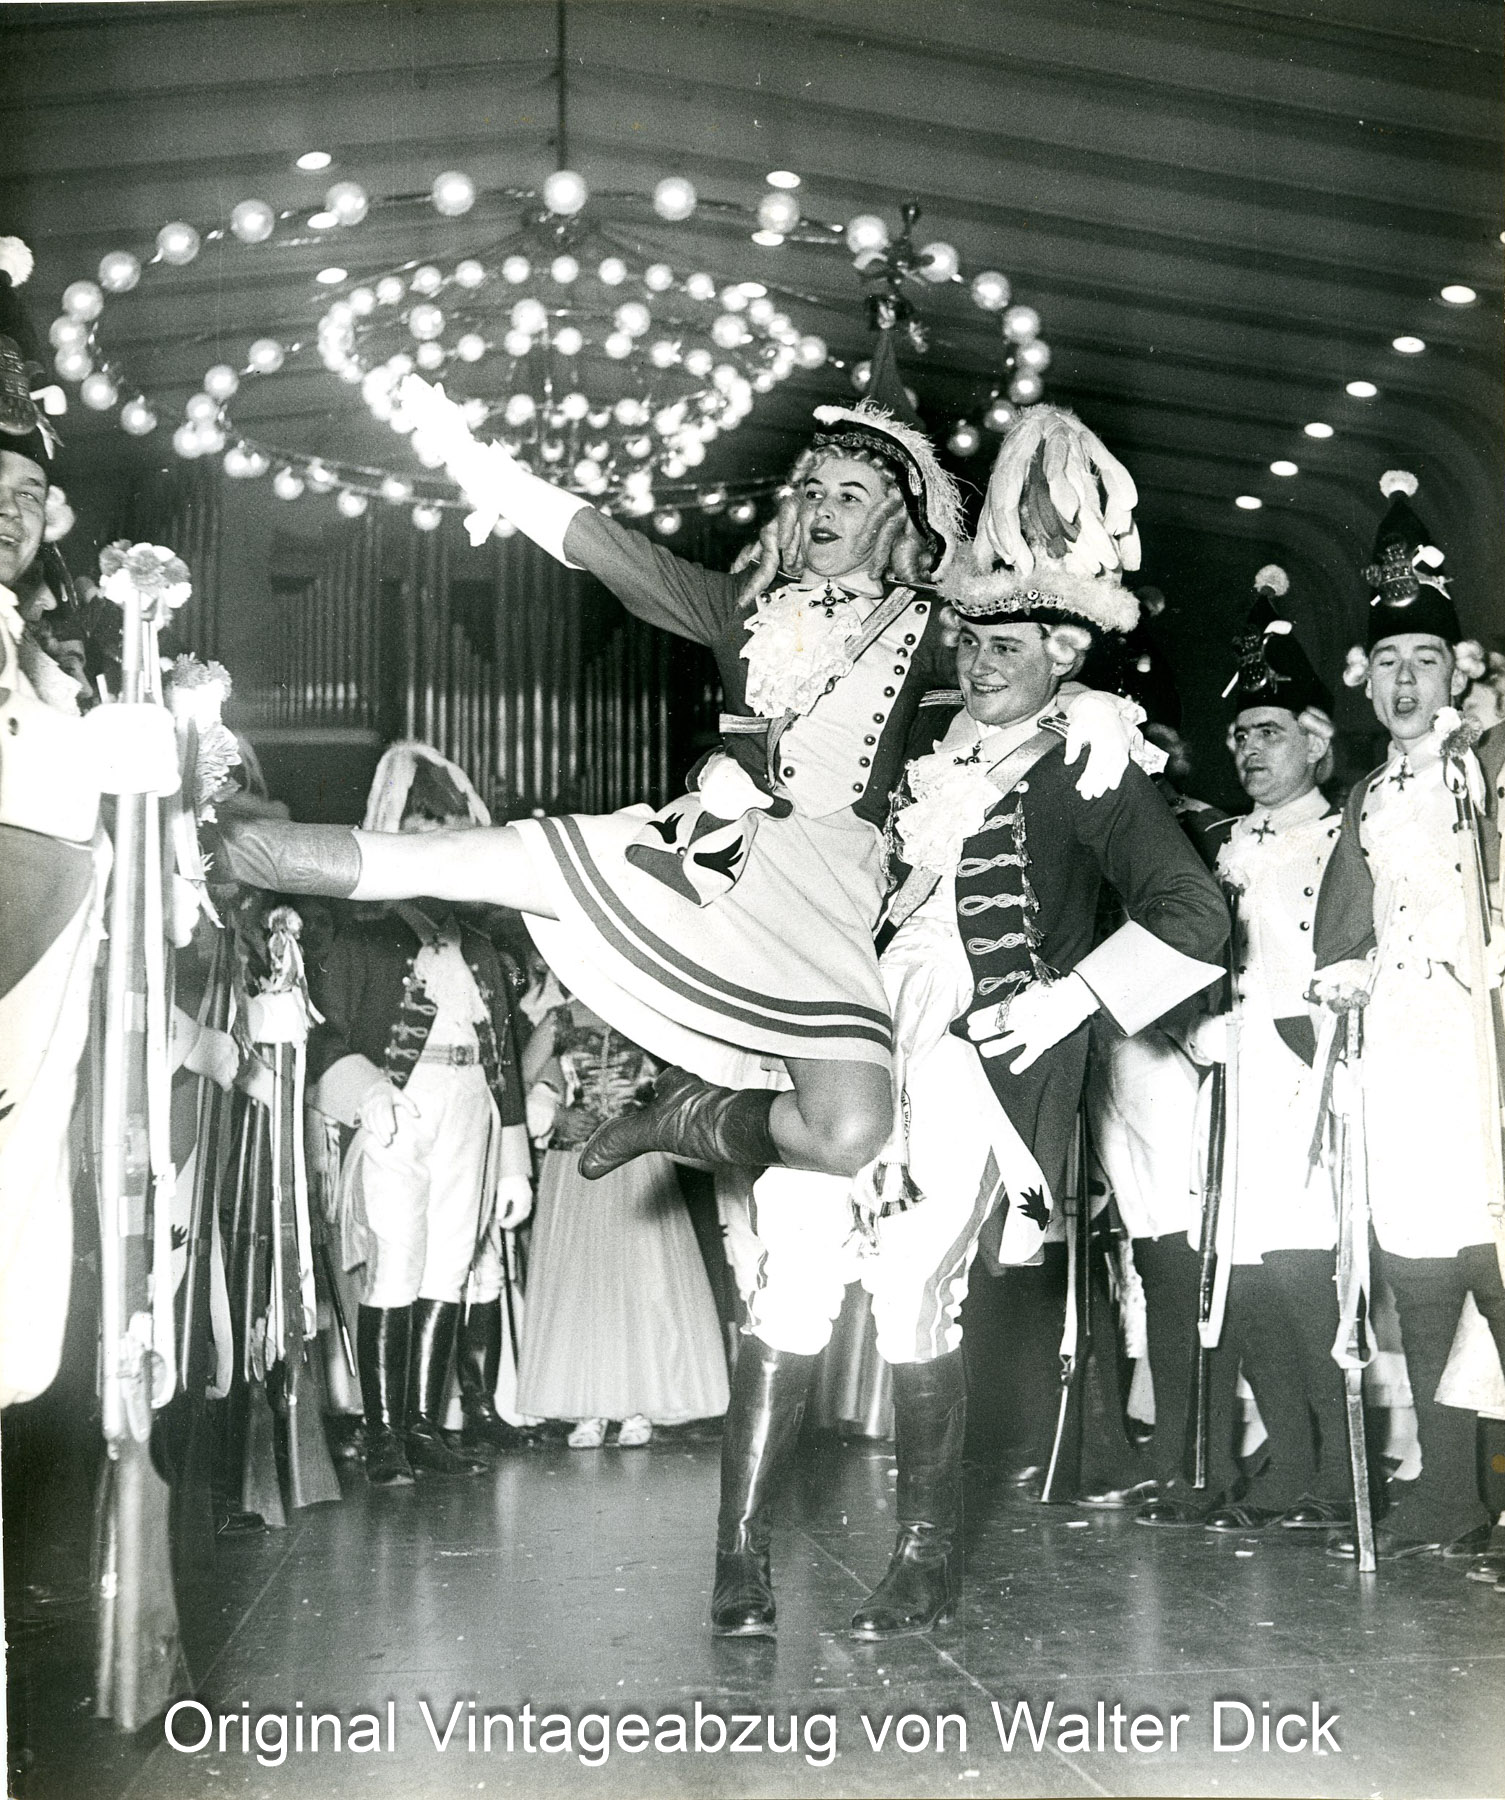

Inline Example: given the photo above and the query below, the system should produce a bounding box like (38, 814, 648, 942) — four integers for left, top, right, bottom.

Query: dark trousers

(1201, 1252, 1347, 1507)
(1377, 1243, 1505, 1540)
(1134, 1234, 1200, 1487)
(961, 1244, 1140, 1490)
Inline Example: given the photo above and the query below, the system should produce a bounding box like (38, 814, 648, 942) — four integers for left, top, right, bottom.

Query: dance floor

(9, 1432, 1503, 1800)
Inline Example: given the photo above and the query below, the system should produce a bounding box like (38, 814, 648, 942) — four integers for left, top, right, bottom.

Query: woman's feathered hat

(363, 740, 490, 833)
(0, 238, 56, 473)
(939, 405, 1140, 636)
(1222, 564, 1333, 724)
(807, 400, 964, 579)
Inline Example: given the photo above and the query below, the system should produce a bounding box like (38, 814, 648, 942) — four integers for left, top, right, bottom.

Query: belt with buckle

(420, 1043, 480, 1067)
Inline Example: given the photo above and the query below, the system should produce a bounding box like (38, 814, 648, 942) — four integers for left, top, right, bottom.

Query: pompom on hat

(1222, 563, 1334, 723)
(938, 405, 1140, 636)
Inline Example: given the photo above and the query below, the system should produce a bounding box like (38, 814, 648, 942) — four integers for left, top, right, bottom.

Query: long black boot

(711, 1338, 816, 1637)
(850, 1350, 966, 1640)
(580, 1069, 779, 1181)
(456, 1301, 523, 1454)
(406, 1300, 488, 1475)
(357, 1306, 414, 1488)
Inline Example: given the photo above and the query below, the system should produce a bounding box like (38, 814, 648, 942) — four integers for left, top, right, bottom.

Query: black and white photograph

(1, 2, 1502, 1795)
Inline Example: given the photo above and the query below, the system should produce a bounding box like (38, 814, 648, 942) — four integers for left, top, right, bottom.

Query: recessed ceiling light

(316, 266, 348, 285)
(1234, 495, 1263, 510)
(766, 170, 801, 189)
(308, 211, 339, 230)
(296, 151, 332, 171)
(1440, 283, 1477, 305)
(1270, 460, 1298, 477)
(1392, 335, 1426, 354)
(751, 230, 785, 247)
(1303, 421, 1334, 439)
(1345, 379, 1378, 398)
(738, 281, 768, 298)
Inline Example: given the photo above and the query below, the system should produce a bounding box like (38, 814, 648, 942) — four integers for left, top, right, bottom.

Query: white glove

(496, 1175, 534, 1230)
(1183, 1012, 1231, 1066)
(80, 701, 181, 797)
(1307, 958, 1371, 1011)
(185, 1022, 240, 1091)
(398, 376, 586, 562)
(1061, 690, 1138, 801)
(969, 973, 1099, 1072)
(525, 1080, 561, 1144)
(696, 752, 776, 819)
(234, 1051, 274, 1109)
(357, 1079, 419, 1147)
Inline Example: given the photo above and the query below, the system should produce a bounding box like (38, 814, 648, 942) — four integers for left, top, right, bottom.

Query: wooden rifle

(93, 558, 186, 1731)
(158, 934, 233, 1575)
(1192, 885, 1241, 1489)
(1040, 1114, 1092, 1503)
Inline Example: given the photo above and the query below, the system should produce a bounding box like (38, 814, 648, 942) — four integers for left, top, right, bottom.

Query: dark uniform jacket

(305, 905, 524, 1129)
(894, 699, 1231, 1212)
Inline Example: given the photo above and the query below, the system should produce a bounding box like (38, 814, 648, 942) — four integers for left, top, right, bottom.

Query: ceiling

(3, 0, 1502, 708)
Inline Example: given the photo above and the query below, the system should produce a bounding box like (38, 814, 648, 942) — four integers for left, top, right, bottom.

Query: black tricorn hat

(1223, 565, 1333, 722)
(0, 241, 54, 473)
(1361, 469, 1460, 649)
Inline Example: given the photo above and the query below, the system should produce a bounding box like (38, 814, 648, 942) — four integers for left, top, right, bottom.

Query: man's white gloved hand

(496, 1175, 534, 1230)
(1307, 958, 1371, 1011)
(1183, 1012, 1231, 1066)
(81, 702, 182, 797)
(697, 752, 776, 819)
(970, 972, 1099, 1072)
(185, 1023, 241, 1091)
(234, 1051, 275, 1109)
(357, 1078, 419, 1147)
(1061, 690, 1139, 801)
(526, 1079, 562, 1145)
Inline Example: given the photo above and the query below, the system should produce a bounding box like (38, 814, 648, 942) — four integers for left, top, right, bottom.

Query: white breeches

(734, 1161, 1004, 1365)
(356, 1062, 496, 1307)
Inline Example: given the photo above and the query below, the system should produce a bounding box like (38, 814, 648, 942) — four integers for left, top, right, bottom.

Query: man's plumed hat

(1360, 469, 1461, 650)
(938, 405, 1140, 637)
(1222, 565, 1333, 724)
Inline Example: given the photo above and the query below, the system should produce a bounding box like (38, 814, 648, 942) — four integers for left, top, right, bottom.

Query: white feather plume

(945, 405, 1141, 633)
(1379, 469, 1418, 499)
(1254, 564, 1288, 596)
(0, 237, 34, 286)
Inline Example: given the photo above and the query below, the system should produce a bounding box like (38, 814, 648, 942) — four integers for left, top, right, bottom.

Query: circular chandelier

(45, 167, 1054, 537)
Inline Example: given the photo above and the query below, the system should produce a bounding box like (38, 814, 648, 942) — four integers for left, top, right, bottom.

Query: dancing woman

(222, 383, 1137, 1183)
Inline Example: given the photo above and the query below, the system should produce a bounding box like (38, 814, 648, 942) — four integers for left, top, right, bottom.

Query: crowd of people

(3, 234, 1503, 1662)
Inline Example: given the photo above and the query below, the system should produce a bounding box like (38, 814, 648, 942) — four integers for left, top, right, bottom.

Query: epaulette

(918, 688, 963, 708)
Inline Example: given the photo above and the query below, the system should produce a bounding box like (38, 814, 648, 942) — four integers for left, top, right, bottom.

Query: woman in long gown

(516, 995, 729, 1444)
